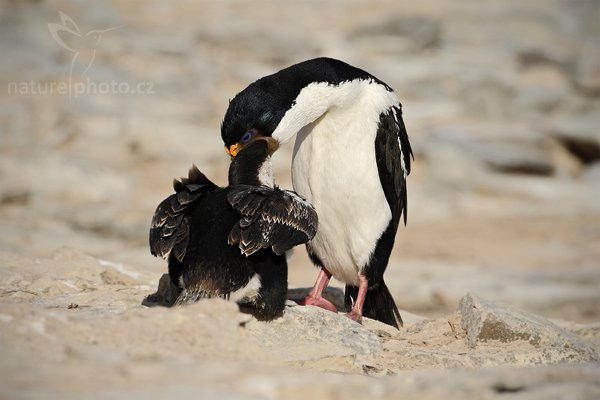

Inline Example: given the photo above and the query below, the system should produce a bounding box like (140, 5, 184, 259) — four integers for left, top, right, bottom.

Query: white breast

(282, 80, 398, 285)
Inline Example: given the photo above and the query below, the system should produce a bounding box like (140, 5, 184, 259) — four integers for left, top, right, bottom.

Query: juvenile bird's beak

(225, 143, 241, 157)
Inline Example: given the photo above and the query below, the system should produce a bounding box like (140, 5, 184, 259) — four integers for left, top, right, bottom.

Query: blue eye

(241, 132, 253, 143)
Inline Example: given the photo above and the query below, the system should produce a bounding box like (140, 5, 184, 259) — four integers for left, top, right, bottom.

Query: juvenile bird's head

(228, 137, 278, 187)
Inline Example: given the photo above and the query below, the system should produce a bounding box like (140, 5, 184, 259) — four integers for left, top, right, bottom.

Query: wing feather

(149, 165, 217, 261)
(227, 185, 318, 256)
(375, 105, 413, 231)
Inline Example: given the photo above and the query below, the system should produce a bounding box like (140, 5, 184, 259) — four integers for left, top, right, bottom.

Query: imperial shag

(221, 57, 413, 328)
(149, 138, 318, 320)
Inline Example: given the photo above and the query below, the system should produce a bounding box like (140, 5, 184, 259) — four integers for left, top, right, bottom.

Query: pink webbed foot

(297, 295, 338, 313)
(293, 267, 337, 313)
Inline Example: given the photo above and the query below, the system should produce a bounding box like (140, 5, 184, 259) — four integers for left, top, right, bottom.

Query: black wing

(375, 105, 413, 231)
(149, 165, 218, 261)
(227, 185, 318, 256)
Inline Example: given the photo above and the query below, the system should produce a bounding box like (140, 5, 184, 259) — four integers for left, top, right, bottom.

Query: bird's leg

(345, 273, 368, 323)
(297, 267, 337, 312)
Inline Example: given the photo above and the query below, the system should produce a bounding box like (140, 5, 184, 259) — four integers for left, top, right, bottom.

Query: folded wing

(227, 185, 318, 256)
(375, 105, 413, 230)
(149, 165, 218, 261)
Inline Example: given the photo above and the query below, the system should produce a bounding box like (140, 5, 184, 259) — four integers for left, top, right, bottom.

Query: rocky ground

(1, 0, 599, 398)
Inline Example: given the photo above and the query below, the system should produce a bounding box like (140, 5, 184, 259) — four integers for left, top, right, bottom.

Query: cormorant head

(221, 57, 391, 158)
(221, 87, 287, 158)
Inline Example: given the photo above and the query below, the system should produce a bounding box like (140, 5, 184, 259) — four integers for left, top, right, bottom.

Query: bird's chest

(291, 113, 391, 282)
(293, 119, 374, 200)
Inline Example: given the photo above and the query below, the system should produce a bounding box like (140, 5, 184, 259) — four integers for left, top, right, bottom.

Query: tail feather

(345, 281, 403, 329)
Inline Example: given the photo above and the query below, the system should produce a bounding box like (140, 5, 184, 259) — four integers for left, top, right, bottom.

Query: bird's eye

(241, 131, 253, 143)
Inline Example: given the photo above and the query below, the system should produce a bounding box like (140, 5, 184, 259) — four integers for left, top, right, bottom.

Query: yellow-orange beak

(225, 143, 240, 157)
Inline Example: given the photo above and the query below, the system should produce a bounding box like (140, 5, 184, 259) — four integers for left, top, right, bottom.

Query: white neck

(271, 80, 397, 144)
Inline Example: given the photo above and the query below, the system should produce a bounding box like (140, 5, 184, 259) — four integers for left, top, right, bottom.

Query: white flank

(274, 80, 399, 285)
(285, 248, 294, 261)
(257, 157, 274, 188)
(229, 274, 262, 303)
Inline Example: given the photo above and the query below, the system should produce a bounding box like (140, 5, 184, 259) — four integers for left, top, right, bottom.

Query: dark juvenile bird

(149, 138, 318, 320)
(221, 57, 413, 328)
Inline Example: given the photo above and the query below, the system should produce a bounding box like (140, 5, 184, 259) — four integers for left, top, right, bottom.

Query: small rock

(0, 190, 30, 206)
(516, 47, 571, 71)
(548, 114, 600, 165)
(459, 293, 599, 362)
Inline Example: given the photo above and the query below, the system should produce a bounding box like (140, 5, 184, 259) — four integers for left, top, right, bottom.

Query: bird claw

(345, 310, 362, 324)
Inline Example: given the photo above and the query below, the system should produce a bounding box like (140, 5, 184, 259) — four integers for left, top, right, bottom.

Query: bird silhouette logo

(48, 11, 120, 79)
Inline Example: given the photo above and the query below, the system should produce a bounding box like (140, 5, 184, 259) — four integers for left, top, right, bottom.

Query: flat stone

(245, 305, 382, 363)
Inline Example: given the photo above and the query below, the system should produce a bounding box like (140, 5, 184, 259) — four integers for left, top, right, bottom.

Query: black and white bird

(221, 57, 412, 328)
(149, 138, 318, 320)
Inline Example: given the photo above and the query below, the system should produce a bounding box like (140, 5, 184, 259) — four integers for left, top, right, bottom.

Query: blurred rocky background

(1, 0, 599, 398)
